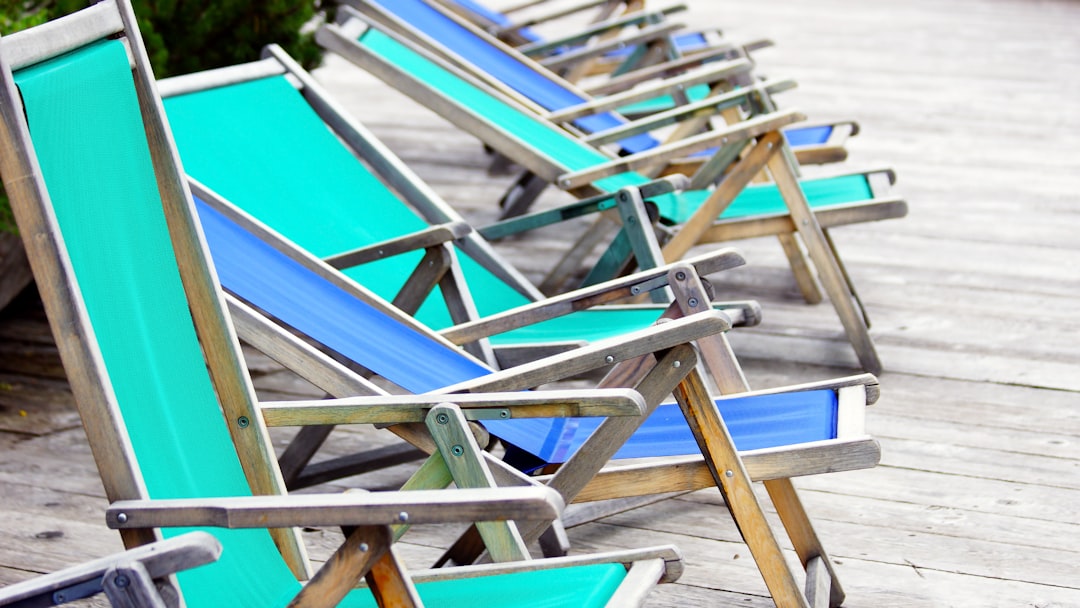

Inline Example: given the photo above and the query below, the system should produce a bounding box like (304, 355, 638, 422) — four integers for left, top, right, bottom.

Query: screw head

(725, 470, 734, 478)
(688, 297, 699, 307)
(435, 412, 450, 425)
(398, 511, 409, 523)
(113, 574, 130, 589)
(358, 542, 369, 552)
(116, 513, 128, 524)
(673, 360, 681, 368)
(450, 445, 465, 457)
(499, 410, 510, 419)
(674, 271, 687, 281)
(237, 416, 249, 428)
(604, 355, 615, 364)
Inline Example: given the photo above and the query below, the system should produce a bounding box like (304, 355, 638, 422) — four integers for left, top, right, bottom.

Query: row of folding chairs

(0, 1, 898, 606)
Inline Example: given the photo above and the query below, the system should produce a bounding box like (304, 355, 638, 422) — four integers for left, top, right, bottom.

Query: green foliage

(0, 0, 327, 234)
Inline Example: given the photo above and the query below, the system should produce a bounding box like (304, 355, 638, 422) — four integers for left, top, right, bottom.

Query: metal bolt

(359, 542, 369, 552)
(627, 215, 636, 224)
(725, 470, 734, 478)
(377, 249, 384, 256)
(53, 593, 66, 603)
(237, 416, 249, 428)
(604, 355, 615, 364)
(675, 271, 686, 281)
(113, 574, 130, 589)
(398, 512, 409, 523)
(802, 219, 810, 226)
(116, 513, 128, 524)
(498, 410, 510, 419)
(435, 412, 450, 425)
(688, 297, 699, 307)
(767, 142, 774, 150)
(631, 286, 641, 295)
(721, 137, 728, 144)
(451, 444, 465, 457)
(673, 361, 681, 368)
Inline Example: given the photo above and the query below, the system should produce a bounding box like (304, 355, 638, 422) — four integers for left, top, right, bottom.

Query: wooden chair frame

(0, 2, 688, 605)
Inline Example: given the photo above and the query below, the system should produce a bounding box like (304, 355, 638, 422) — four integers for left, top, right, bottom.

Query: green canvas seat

(0, 2, 694, 605)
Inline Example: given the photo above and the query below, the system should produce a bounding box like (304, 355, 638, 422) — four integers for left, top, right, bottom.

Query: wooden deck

(1, 0, 1078, 605)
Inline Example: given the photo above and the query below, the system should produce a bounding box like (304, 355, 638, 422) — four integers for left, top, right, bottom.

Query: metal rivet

(435, 412, 450, 425)
(237, 416, 249, 428)
(53, 593, 66, 603)
(114, 574, 130, 589)
(673, 361, 681, 368)
(802, 219, 810, 226)
(451, 445, 465, 457)
(767, 142, 774, 150)
(721, 137, 728, 144)
(604, 355, 615, 364)
(116, 513, 128, 524)
(688, 297, 699, 307)
(398, 512, 409, 523)
(627, 215, 636, 223)
(358, 542, 369, 552)
(630, 286, 641, 295)
(675, 271, 686, 281)
(499, 410, 510, 419)
(725, 470, 734, 478)
(377, 249, 384, 256)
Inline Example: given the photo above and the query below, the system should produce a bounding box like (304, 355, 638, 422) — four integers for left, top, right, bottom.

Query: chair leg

(777, 233, 824, 304)
(672, 369, 810, 608)
(766, 478, 845, 608)
(765, 151, 881, 373)
(426, 404, 530, 562)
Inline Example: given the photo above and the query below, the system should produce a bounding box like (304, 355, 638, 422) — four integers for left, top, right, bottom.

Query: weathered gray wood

(106, 486, 564, 530)
(261, 389, 646, 426)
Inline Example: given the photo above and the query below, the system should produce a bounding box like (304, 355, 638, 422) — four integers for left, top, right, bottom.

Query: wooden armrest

(538, 21, 685, 70)
(0, 532, 221, 606)
(107, 487, 564, 530)
(546, 59, 752, 122)
(258, 389, 647, 427)
(557, 109, 806, 190)
(323, 221, 471, 270)
(441, 309, 729, 393)
(410, 544, 684, 584)
(583, 79, 798, 146)
(480, 175, 687, 239)
(519, 6, 686, 55)
(440, 250, 744, 345)
(586, 45, 747, 95)
(721, 373, 879, 405)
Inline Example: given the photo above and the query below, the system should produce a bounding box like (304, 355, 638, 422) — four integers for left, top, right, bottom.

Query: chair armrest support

(107, 487, 564, 530)
(259, 389, 647, 426)
(440, 250, 744, 344)
(586, 45, 747, 95)
(440, 309, 730, 393)
(583, 79, 798, 146)
(323, 221, 472, 270)
(0, 532, 221, 607)
(557, 110, 806, 190)
(538, 21, 685, 70)
(546, 59, 753, 123)
(480, 175, 687, 239)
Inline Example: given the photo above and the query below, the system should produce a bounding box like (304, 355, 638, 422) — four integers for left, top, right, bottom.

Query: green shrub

(0, 0, 327, 234)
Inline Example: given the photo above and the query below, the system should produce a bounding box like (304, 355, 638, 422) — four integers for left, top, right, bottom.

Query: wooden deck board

(1, 0, 1079, 605)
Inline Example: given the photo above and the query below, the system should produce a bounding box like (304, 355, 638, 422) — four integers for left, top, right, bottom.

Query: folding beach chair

(319, 12, 907, 373)
(0, 2, 693, 605)
(0, 532, 222, 607)
(159, 47, 761, 372)
(192, 179, 881, 607)
(350, 0, 853, 171)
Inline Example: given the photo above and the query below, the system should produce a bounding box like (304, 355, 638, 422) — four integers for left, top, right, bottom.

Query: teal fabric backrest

(15, 39, 301, 606)
(162, 74, 535, 331)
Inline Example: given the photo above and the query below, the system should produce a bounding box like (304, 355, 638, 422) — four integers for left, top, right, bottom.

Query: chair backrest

(359, 0, 660, 154)
(0, 2, 310, 603)
(161, 67, 536, 331)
